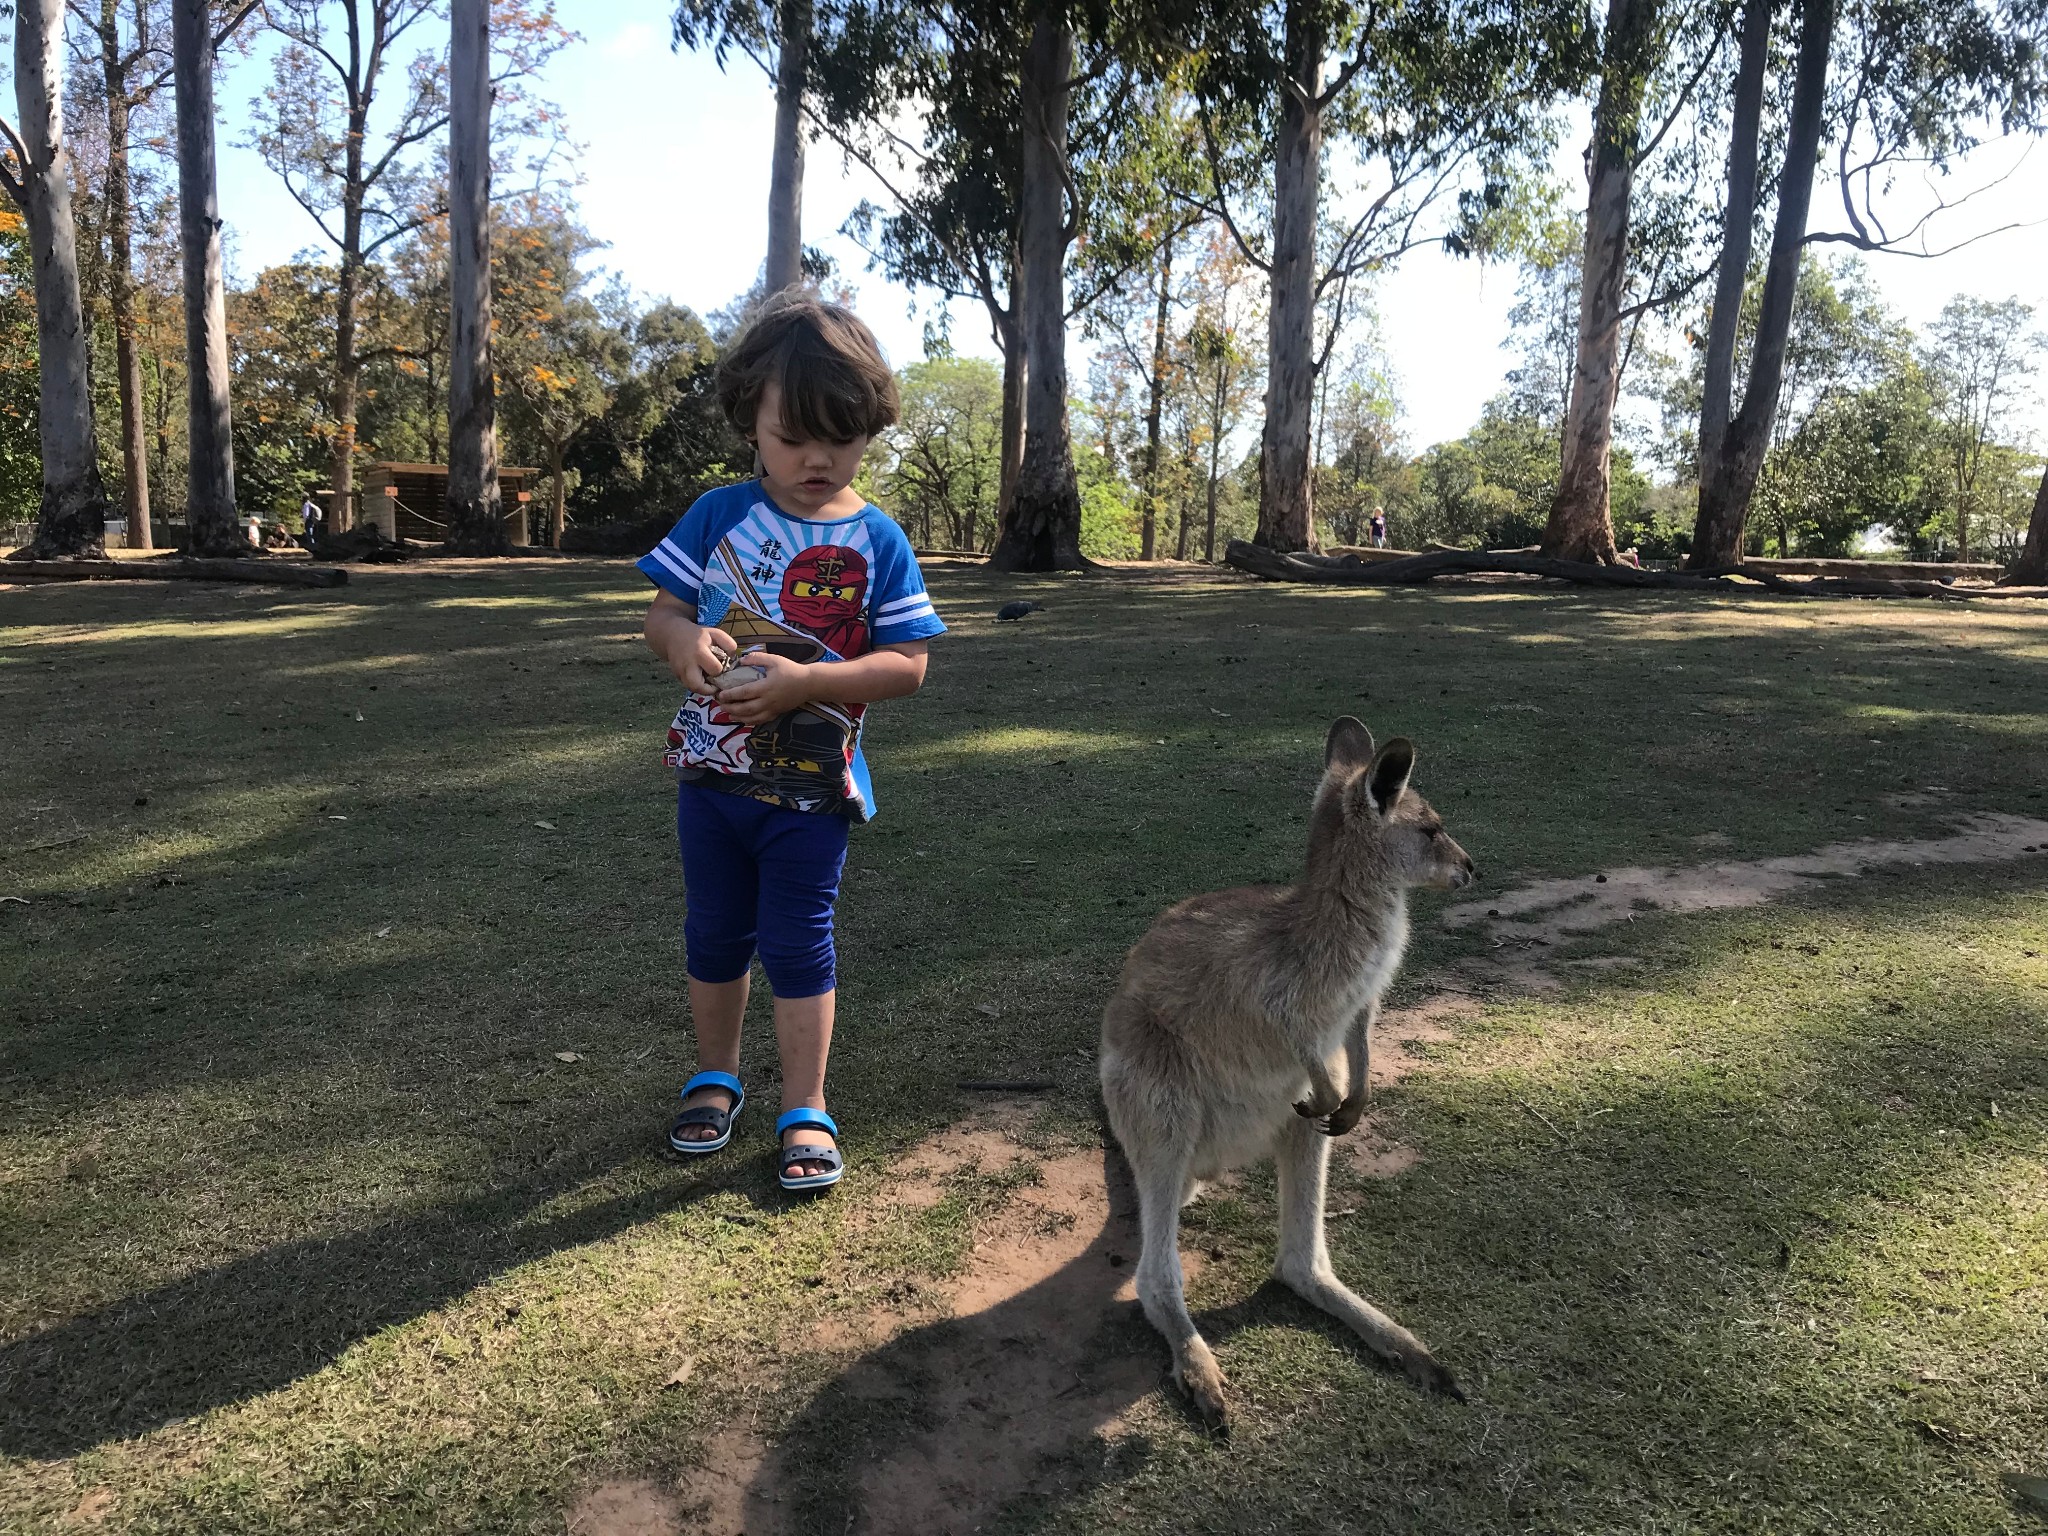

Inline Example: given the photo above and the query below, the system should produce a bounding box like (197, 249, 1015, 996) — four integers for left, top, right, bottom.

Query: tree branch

(1632, 9, 1730, 169)
(1313, 0, 1384, 111)
(1194, 104, 1269, 272)
(1616, 259, 1717, 320)
(0, 115, 29, 207)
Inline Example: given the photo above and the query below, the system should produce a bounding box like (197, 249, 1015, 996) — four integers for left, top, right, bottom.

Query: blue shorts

(677, 779, 849, 999)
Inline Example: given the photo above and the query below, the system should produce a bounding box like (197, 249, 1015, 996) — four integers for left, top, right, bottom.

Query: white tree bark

(444, 0, 504, 552)
(990, 14, 1084, 572)
(1543, 0, 1656, 566)
(1255, 0, 1323, 554)
(765, 0, 810, 292)
(5, 0, 111, 559)
(173, 0, 241, 554)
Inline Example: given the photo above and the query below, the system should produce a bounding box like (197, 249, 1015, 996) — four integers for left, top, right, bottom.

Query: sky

(181, 1, 2048, 451)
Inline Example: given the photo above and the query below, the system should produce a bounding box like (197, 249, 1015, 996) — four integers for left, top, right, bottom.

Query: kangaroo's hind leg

(1271, 1115, 1463, 1400)
(1128, 1140, 1229, 1425)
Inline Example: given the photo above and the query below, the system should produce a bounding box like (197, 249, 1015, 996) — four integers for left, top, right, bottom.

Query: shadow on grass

(0, 1141, 760, 1459)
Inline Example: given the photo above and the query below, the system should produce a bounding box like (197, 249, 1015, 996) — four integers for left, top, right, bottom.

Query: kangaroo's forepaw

(1320, 1095, 1369, 1137)
(1293, 1089, 1342, 1121)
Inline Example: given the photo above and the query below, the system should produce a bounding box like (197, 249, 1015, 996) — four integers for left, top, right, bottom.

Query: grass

(2, 557, 2046, 1534)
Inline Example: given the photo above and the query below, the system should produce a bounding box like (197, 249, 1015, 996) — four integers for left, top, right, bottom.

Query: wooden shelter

(359, 462, 541, 544)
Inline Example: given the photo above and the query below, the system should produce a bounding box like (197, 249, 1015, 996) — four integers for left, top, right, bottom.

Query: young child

(639, 294, 943, 1192)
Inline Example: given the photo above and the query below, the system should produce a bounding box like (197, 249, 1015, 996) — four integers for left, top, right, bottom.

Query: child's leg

(674, 783, 761, 1140)
(753, 808, 851, 1177)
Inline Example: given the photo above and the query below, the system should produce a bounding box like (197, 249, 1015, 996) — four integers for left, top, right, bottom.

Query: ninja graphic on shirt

(779, 545, 869, 659)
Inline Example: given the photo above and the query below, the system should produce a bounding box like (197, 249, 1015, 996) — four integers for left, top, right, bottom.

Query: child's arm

(714, 642, 929, 727)
(643, 590, 738, 693)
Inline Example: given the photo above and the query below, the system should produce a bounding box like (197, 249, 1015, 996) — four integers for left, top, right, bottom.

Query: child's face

(753, 384, 871, 516)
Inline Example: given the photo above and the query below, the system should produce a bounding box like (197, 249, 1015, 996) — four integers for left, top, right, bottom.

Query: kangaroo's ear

(1362, 737, 1416, 815)
(1325, 716, 1375, 774)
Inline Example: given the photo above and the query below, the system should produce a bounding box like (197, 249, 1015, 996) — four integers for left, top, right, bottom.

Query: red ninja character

(778, 545, 869, 657)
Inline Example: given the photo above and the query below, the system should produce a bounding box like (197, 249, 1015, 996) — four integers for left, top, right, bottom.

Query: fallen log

(0, 557, 349, 588)
(1223, 542, 2048, 601)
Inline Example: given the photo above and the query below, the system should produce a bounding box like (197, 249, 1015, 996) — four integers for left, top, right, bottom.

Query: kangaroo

(1099, 717, 1475, 1426)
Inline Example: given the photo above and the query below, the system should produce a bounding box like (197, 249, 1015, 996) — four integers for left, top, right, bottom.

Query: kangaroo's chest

(1329, 904, 1409, 1024)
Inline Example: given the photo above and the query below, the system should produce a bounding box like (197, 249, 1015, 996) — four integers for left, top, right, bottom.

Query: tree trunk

(1175, 455, 1193, 559)
(1691, 0, 1833, 569)
(173, 0, 240, 556)
(329, 92, 371, 533)
(550, 439, 567, 547)
(1542, 0, 1657, 566)
(6, 0, 111, 560)
(990, 14, 1085, 573)
(2003, 462, 2048, 585)
(1694, 0, 1769, 524)
(1140, 230, 1173, 561)
(1255, 0, 1323, 554)
(101, 0, 153, 550)
(1205, 362, 1227, 561)
(765, 0, 810, 292)
(444, 0, 505, 555)
(995, 305, 1023, 535)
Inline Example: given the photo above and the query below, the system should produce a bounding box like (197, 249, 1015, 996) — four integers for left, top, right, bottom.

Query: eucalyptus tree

(1540, 0, 1730, 564)
(1187, 0, 1592, 553)
(2009, 466, 2048, 585)
(1921, 296, 2043, 564)
(1688, 0, 2048, 567)
(443, 0, 500, 552)
(824, 2, 1187, 570)
(248, 0, 568, 533)
(65, 0, 259, 550)
(172, 0, 248, 553)
(2, 0, 112, 557)
(673, 0, 815, 291)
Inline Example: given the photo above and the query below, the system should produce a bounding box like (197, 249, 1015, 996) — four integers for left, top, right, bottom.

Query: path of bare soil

(1445, 813, 2048, 948)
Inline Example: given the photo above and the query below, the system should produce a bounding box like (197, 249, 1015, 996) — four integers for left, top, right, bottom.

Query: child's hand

(670, 622, 738, 694)
(714, 651, 814, 725)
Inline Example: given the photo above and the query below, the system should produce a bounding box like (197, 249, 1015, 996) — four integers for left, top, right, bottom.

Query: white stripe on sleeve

(647, 541, 700, 588)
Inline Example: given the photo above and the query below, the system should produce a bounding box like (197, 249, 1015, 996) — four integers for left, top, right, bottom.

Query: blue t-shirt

(637, 481, 945, 820)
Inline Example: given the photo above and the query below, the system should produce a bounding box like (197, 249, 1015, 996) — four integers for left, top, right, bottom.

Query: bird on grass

(996, 600, 1046, 621)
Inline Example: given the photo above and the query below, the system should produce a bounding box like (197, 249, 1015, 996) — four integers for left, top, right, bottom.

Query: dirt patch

(1334, 1116, 1424, 1180)
(678, 1104, 1163, 1535)
(566, 1478, 683, 1536)
(1371, 993, 1479, 1088)
(62, 1489, 116, 1527)
(1445, 814, 2048, 947)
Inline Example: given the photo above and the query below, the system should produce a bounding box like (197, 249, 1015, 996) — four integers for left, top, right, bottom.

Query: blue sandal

(668, 1071, 745, 1155)
(776, 1108, 844, 1192)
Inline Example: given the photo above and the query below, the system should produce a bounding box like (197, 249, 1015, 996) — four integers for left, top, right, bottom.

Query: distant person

(638, 292, 944, 1194)
(245, 514, 262, 548)
(299, 496, 321, 549)
(1369, 505, 1388, 549)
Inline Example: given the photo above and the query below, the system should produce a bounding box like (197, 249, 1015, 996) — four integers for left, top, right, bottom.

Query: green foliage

(227, 262, 346, 514)
(1077, 438, 1143, 559)
(877, 356, 1004, 551)
(565, 302, 742, 529)
(0, 211, 39, 528)
(494, 201, 631, 532)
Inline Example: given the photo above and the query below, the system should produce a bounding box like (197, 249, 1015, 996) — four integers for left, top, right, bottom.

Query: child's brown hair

(716, 292, 899, 445)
